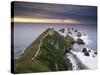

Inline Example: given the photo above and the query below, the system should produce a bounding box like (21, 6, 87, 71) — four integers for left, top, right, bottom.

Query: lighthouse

(49, 26, 54, 35)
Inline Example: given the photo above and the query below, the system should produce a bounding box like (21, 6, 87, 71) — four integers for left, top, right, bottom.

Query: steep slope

(14, 28, 73, 73)
(65, 35, 75, 50)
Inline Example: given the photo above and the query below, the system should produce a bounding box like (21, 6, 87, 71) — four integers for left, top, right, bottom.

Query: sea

(13, 23, 97, 59)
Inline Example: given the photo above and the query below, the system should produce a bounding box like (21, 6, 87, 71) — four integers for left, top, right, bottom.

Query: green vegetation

(14, 28, 73, 73)
(65, 35, 75, 50)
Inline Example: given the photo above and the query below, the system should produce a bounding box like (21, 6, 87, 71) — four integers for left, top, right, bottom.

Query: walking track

(32, 31, 50, 61)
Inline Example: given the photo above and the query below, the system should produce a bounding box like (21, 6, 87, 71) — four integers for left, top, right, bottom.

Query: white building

(49, 26, 54, 35)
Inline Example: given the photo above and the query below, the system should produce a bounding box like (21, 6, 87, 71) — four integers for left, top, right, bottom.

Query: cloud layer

(13, 1, 97, 24)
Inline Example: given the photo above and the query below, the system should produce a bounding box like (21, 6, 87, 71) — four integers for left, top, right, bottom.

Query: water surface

(14, 23, 97, 59)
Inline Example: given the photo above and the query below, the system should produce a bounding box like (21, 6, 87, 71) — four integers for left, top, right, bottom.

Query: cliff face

(14, 28, 73, 73)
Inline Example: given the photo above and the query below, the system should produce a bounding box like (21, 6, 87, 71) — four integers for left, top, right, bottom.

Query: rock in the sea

(88, 50, 91, 52)
(59, 28, 65, 33)
(82, 48, 87, 53)
(74, 29, 77, 32)
(68, 31, 72, 34)
(93, 55, 95, 57)
(77, 32, 81, 37)
(76, 38, 85, 44)
(82, 48, 90, 56)
(94, 52, 97, 55)
(72, 28, 74, 30)
(84, 51, 90, 56)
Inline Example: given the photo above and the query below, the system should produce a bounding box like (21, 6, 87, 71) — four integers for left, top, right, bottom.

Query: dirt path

(32, 31, 49, 61)
(55, 62, 58, 70)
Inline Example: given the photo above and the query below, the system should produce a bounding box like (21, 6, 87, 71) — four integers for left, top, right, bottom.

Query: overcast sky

(13, 1, 97, 24)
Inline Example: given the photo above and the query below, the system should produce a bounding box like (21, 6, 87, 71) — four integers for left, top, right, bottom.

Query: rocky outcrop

(72, 28, 74, 30)
(59, 28, 65, 33)
(67, 31, 72, 34)
(82, 48, 89, 56)
(74, 29, 77, 32)
(76, 38, 85, 44)
(77, 32, 81, 37)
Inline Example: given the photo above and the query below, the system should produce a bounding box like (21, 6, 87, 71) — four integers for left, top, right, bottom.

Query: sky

(12, 1, 97, 24)
(12, 1, 97, 58)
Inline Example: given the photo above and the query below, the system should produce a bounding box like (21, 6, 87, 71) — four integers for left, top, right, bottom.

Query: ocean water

(13, 23, 97, 59)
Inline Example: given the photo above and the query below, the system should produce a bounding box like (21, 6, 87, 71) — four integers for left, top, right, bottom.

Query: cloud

(12, 17, 80, 24)
(13, 1, 97, 24)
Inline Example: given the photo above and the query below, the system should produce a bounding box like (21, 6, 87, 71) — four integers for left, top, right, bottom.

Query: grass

(14, 28, 73, 73)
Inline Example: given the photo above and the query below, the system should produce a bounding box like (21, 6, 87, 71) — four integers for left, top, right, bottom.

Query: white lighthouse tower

(49, 25, 54, 35)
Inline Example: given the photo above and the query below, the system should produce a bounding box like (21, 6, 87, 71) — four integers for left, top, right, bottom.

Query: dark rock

(94, 52, 97, 55)
(88, 50, 91, 52)
(93, 55, 95, 57)
(74, 29, 77, 32)
(72, 28, 74, 30)
(82, 48, 90, 56)
(59, 28, 65, 33)
(77, 32, 81, 37)
(76, 38, 85, 44)
(67, 28, 70, 31)
(82, 48, 87, 53)
(84, 51, 90, 56)
(68, 31, 72, 34)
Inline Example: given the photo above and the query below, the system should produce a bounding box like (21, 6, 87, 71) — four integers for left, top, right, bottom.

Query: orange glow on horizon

(11, 17, 80, 24)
